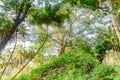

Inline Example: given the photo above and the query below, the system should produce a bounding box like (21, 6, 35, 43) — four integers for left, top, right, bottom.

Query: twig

(0, 31, 17, 79)
(40, 25, 61, 44)
(11, 32, 48, 80)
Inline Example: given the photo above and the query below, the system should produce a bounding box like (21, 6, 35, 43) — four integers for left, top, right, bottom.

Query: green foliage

(72, 38, 91, 53)
(1, 0, 120, 80)
(94, 39, 113, 62)
(64, 0, 100, 10)
(95, 39, 113, 54)
(15, 50, 120, 80)
(112, 65, 120, 80)
(90, 65, 120, 80)
(15, 50, 99, 80)
(111, 33, 120, 51)
(8, 47, 120, 80)
(30, 2, 70, 26)
(0, 18, 13, 38)
(90, 64, 114, 80)
(113, 0, 120, 11)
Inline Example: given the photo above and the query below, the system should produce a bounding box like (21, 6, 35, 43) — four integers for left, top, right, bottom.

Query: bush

(15, 50, 120, 80)
(94, 39, 113, 62)
(90, 64, 114, 80)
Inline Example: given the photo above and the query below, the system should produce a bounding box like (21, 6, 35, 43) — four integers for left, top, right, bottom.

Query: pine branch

(0, 0, 31, 54)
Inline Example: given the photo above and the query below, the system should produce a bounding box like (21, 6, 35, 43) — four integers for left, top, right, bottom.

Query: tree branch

(11, 34, 48, 80)
(0, 31, 17, 79)
(0, 0, 31, 54)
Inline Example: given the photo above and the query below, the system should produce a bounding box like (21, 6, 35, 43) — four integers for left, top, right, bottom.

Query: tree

(108, 0, 120, 43)
(0, 0, 31, 53)
(1, 0, 120, 79)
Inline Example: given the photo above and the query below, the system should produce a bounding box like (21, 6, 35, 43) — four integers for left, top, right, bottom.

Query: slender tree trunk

(109, 0, 120, 42)
(60, 43, 66, 55)
(59, 35, 67, 55)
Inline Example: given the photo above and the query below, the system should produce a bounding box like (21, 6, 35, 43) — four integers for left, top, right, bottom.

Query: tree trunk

(59, 35, 67, 55)
(0, 23, 19, 53)
(0, 1, 31, 54)
(108, 0, 120, 42)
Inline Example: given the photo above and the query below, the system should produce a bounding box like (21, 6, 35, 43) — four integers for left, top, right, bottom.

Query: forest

(0, 0, 120, 80)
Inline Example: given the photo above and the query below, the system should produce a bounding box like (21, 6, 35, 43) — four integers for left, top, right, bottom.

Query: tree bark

(108, 0, 120, 42)
(59, 35, 67, 55)
(0, 1, 31, 54)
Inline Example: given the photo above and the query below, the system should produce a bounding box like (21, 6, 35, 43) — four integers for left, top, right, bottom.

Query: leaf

(0, 18, 6, 23)
(114, 66, 120, 74)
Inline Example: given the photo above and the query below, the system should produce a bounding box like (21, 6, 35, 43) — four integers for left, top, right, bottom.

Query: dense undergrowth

(12, 49, 120, 80)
